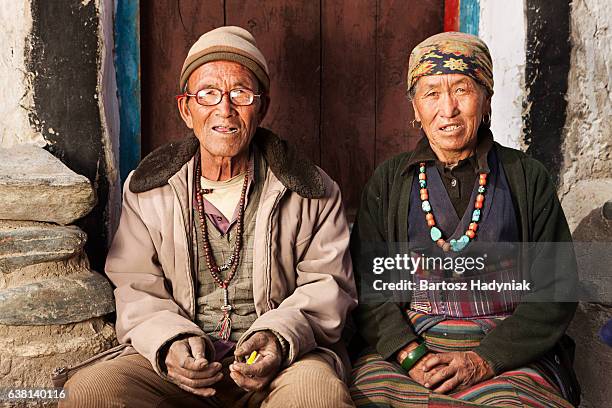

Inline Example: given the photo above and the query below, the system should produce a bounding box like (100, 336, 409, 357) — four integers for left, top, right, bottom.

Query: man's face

(178, 61, 266, 159)
(412, 74, 490, 157)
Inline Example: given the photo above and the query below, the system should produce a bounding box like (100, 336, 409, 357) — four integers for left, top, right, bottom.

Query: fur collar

(130, 127, 325, 198)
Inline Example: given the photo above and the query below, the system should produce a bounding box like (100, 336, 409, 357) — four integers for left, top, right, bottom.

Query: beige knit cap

(179, 26, 270, 92)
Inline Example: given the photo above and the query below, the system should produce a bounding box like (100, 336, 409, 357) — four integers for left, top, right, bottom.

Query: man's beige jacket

(105, 128, 357, 381)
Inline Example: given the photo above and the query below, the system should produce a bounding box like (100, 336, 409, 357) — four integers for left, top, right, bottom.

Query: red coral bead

(427, 219, 436, 227)
(469, 222, 478, 231)
(419, 173, 427, 180)
(466, 230, 476, 239)
(475, 201, 483, 209)
(426, 213, 434, 221)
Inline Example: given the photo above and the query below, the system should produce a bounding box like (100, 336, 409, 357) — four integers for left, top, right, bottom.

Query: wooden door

(140, 0, 444, 218)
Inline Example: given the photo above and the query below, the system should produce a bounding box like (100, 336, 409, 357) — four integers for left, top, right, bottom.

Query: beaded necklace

(195, 159, 249, 341)
(418, 162, 487, 252)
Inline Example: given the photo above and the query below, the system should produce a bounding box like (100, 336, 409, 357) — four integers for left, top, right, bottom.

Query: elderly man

(60, 26, 356, 407)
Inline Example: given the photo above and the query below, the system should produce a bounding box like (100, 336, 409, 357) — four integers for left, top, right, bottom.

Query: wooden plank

(445, 0, 461, 31)
(320, 0, 377, 219)
(375, 0, 445, 166)
(115, 0, 141, 182)
(140, 0, 224, 155)
(460, 0, 480, 35)
(225, 0, 321, 164)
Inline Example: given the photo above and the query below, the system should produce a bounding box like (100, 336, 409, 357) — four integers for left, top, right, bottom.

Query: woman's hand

(421, 351, 494, 394)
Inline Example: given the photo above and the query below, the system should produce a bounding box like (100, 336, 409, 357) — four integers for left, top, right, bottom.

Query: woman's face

(412, 74, 490, 160)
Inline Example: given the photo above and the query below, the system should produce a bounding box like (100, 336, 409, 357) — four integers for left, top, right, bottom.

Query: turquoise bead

(472, 209, 481, 222)
(451, 235, 470, 251)
(422, 201, 431, 212)
(419, 180, 427, 188)
(478, 186, 485, 193)
(419, 166, 426, 173)
(430, 226, 442, 241)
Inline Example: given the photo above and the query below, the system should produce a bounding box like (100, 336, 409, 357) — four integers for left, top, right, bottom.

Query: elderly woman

(349, 32, 579, 407)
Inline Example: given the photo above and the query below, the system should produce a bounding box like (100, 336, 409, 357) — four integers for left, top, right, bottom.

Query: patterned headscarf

(407, 32, 493, 96)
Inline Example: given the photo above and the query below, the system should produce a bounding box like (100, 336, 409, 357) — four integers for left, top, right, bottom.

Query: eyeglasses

(176, 88, 261, 106)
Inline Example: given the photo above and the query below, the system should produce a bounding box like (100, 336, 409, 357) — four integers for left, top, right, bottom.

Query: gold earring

(482, 113, 491, 124)
(411, 119, 422, 129)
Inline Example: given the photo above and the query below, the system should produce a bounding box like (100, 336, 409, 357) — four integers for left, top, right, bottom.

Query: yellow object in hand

(246, 351, 258, 365)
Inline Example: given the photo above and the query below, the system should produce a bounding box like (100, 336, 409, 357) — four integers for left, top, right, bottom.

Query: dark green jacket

(350, 142, 578, 374)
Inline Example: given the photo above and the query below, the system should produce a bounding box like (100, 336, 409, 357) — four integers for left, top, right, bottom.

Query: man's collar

(129, 127, 325, 198)
(402, 127, 493, 175)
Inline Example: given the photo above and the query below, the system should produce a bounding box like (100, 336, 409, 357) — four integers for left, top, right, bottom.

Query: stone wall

(0, 0, 121, 274)
(0, 1, 119, 405)
(561, 1, 612, 407)
(560, 0, 611, 197)
(0, 146, 116, 408)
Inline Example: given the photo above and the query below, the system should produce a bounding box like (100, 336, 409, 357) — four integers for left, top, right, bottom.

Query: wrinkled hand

(165, 335, 223, 397)
(396, 342, 432, 386)
(229, 331, 282, 391)
(422, 351, 494, 394)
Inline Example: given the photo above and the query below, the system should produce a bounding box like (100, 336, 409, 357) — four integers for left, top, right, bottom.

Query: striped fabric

(410, 256, 523, 318)
(350, 312, 573, 407)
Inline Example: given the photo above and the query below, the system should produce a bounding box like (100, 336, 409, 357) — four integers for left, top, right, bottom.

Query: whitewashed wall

(479, 0, 526, 150)
(0, 1, 45, 147)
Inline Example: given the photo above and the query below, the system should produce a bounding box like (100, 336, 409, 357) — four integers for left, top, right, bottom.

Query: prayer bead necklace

(418, 162, 487, 252)
(195, 159, 249, 340)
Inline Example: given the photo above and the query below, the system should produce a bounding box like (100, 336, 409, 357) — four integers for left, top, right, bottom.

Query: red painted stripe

(444, 0, 460, 31)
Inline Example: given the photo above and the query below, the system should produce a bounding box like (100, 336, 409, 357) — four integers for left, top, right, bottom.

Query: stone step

(0, 318, 117, 393)
(0, 145, 95, 225)
(0, 222, 87, 273)
(0, 273, 115, 325)
(568, 303, 612, 408)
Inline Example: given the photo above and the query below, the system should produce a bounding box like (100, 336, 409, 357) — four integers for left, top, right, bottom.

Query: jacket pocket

(51, 343, 131, 388)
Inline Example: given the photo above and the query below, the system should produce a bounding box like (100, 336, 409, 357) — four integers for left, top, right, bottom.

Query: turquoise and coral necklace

(418, 162, 488, 252)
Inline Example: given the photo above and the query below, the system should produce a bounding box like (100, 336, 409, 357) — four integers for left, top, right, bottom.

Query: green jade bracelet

(400, 342, 429, 372)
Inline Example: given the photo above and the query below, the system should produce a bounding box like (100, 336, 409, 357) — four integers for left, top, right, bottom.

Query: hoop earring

(482, 113, 491, 125)
(411, 119, 422, 129)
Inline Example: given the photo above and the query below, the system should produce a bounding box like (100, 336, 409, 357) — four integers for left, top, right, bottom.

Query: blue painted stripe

(115, 0, 141, 185)
(460, 0, 480, 35)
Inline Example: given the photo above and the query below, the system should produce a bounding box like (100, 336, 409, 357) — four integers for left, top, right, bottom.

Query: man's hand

(229, 331, 283, 391)
(164, 335, 223, 397)
(421, 351, 494, 394)
(396, 342, 433, 386)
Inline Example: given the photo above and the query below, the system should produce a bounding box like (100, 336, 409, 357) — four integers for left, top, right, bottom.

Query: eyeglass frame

(175, 87, 263, 106)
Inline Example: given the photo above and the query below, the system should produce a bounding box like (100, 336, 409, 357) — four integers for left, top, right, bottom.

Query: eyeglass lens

(196, 88, 255, 106)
